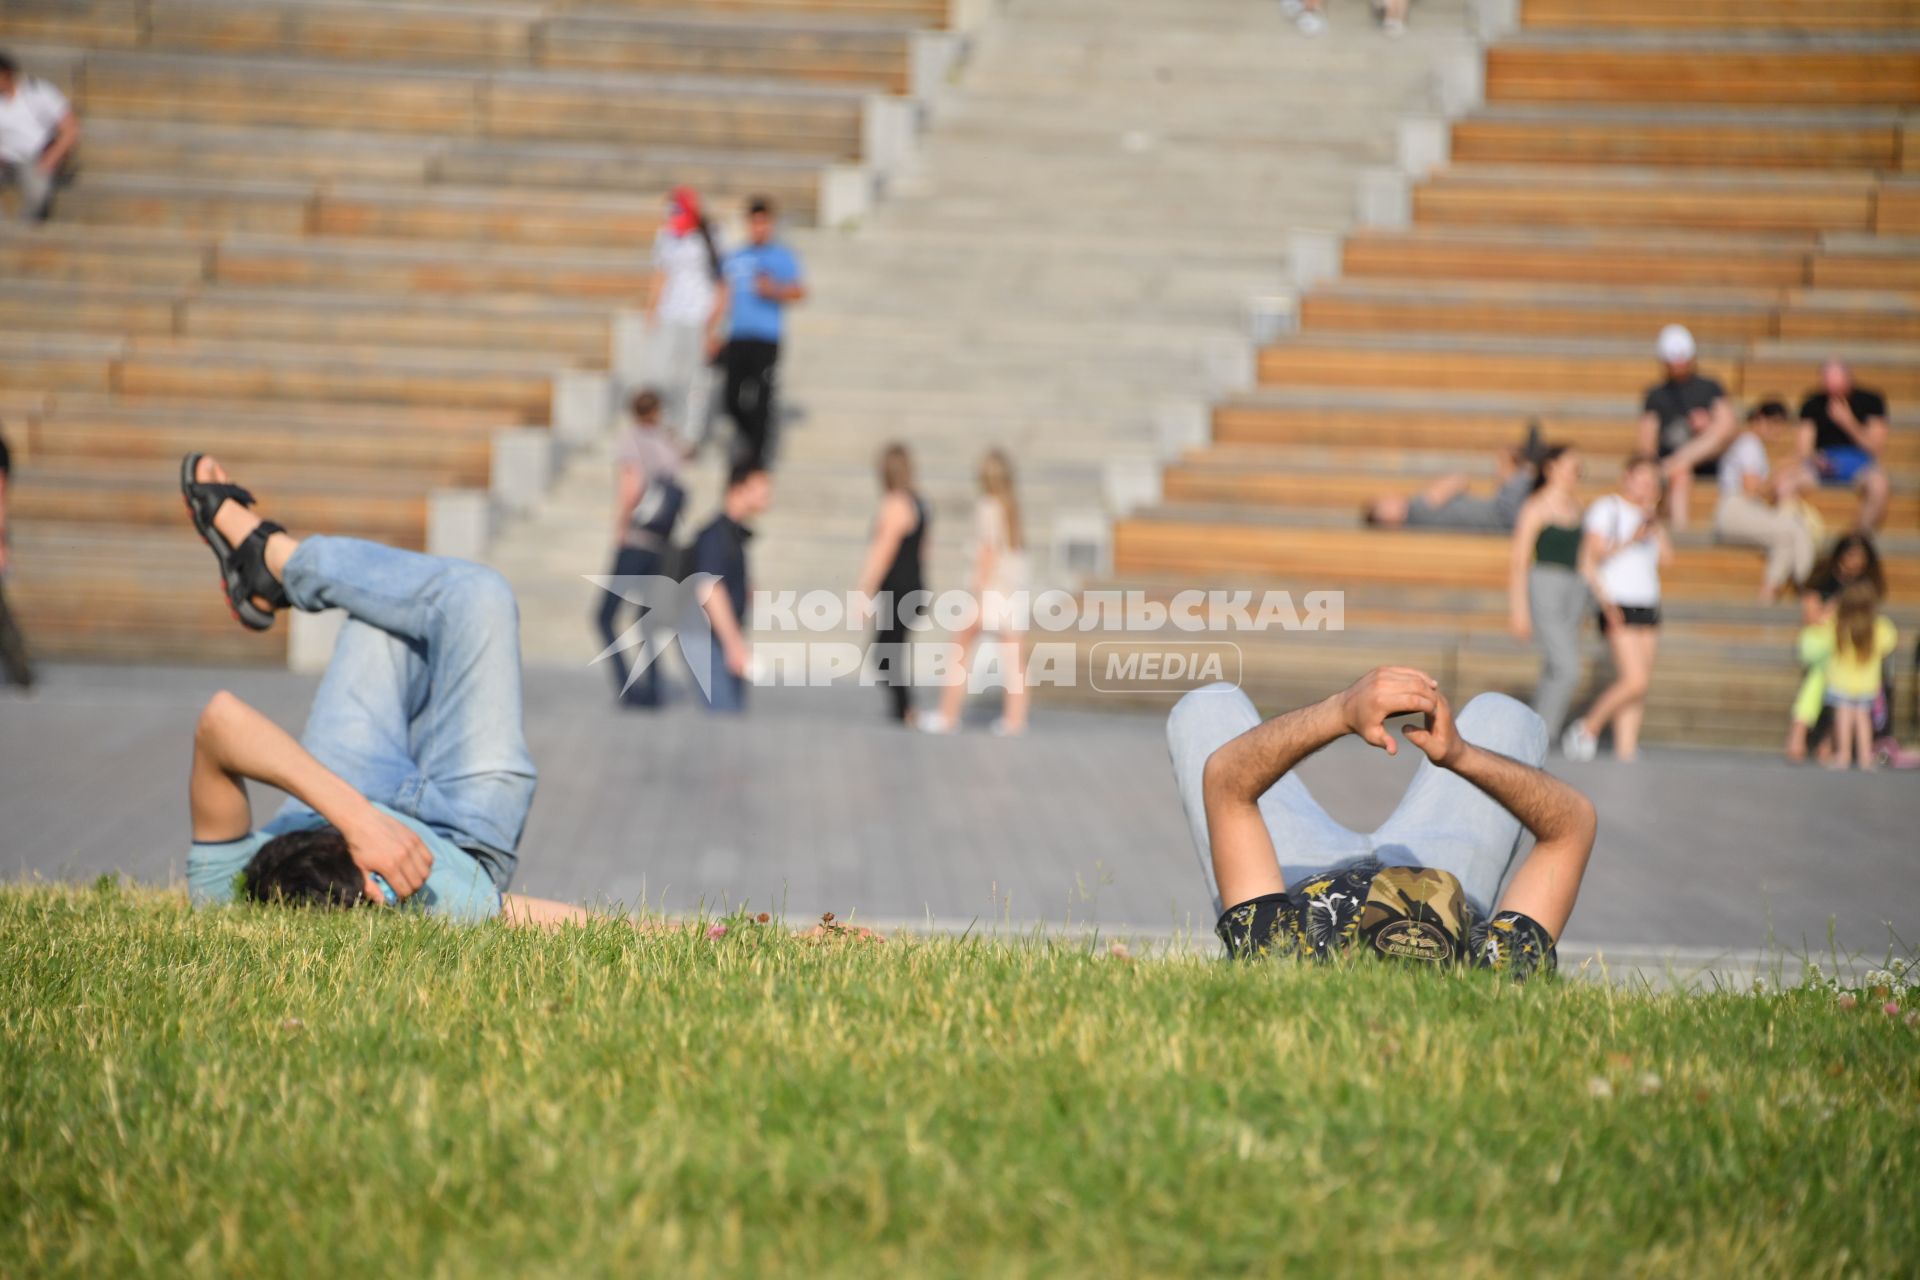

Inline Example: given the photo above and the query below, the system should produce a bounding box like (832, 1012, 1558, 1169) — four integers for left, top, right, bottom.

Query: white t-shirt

(651, 228, 719, 328)
(0, 78, 69, 165)
(1583, 494, 1661, 607)
(1717, 430, 1770, 499)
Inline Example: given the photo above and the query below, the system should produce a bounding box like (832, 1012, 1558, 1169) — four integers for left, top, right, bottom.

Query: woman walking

(645, 186, 727, 452)
(854, 443, 928, 725)
(923, 449, 1030, 737)
(1563, 454, 1670, 762)
(593, 389, 687, 708)
(1507, 445, 1587, 740)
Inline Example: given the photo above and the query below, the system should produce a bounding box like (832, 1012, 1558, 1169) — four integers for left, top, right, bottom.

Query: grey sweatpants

(1527, 563, 1588, 738)
(0, 161, 53, 222)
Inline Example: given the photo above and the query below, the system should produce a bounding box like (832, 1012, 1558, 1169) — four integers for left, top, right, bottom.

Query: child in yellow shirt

(1799, 580, 1899, 771)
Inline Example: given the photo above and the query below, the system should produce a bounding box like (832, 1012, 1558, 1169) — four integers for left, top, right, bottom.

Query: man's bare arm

(1447, 744, 1596, 938)
(1202, 668, 1439, 909)
(700, 580, 749, 676)
(190, 692, 435, 897)
(40, 111, 78, 172)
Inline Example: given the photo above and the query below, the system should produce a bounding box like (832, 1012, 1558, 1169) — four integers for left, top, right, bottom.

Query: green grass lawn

(2, 883, 1916, 1278)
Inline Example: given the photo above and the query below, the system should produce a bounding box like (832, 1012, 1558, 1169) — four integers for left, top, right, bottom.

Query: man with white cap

(1637, 324, 1735, 530)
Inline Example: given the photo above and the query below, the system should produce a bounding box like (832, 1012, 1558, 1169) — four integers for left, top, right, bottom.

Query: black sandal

(179, 453, 290, 632)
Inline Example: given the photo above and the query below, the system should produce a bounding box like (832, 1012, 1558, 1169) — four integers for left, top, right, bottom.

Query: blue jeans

(594, 545, 664, 707)
(1166, 683, 1547, 921)
(274, 536, 538, 889)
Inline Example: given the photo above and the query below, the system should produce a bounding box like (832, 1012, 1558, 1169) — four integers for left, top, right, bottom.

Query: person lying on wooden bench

(1167, 668, 1596, 976)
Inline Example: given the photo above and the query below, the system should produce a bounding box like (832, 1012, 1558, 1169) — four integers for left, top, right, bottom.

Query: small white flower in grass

(706, 923, 727, 941)
(281, 1017, 304, 1031)
(1637, 1072, 1662, 1096)
(1586, 1076, 1613, 1100)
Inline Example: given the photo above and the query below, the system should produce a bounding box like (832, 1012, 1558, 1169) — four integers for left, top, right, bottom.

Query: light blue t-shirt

(187, 803, 502, 924)
(724, 241, 803, 344)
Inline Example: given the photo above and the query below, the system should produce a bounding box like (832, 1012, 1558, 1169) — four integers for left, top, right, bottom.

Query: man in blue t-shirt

(718, 196, 806, 468)
(177, 452, 591, 926)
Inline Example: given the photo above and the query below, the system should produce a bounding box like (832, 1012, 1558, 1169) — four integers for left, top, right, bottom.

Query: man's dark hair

(242, 826, 370, 909)
(727, 459, 768, 490)
(1748, 397, 1790, 422)
(630, 387, 662, 421)
(746, 195, 775, 218)
(0, 52, 18, 79)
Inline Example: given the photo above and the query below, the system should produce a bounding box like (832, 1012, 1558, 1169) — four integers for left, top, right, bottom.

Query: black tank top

(879, 494, 927, 601)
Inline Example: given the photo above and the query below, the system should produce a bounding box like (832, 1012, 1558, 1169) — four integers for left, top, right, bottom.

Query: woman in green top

(1509, 446, 1588, 739)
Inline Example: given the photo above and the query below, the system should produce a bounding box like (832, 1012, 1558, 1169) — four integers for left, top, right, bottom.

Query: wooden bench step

(77, 118, 823, 214)
(52, 172, 670, 246)
(1343, 226, 1819, 289)
(71, 50, 866, 157)
(1487, 39, 1920, 108)
(1449, 107, 1911, 172)
(1520, 0, 1920, 34)
(1111, 515, 1920, 598)
(1299, 280, 1920, 347)
(1209, 392, 1920, 467)
(1414, 165, 1883, 237)
(1161, 454, 1920, 531)
(1257, 334, 1920, 400)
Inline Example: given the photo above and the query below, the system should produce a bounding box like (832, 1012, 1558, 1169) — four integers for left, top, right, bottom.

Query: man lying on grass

(1168, 670, 1597, 976)
(179, 453, 590, 927)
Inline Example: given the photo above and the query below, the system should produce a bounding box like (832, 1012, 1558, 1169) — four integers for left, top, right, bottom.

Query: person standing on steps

(718, 196, 806, 469)
(1508, 445, 1587, 741)
(645, 187, 728, 454)
(593, 389, 687, 709)
(855, 443, 928, 726)
(0, 421, 33, 690)
(923, 449, 1030, 738)
(1563, 455, 1670, 763)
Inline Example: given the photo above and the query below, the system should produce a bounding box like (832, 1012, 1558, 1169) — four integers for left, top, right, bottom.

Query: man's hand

(1508, 609, 1532, 643)
(1401, 691, 1466, 768)
(723, 639, 750, 679)
(339, 807, 435, 900)
(1829, 395, 1859, 430)
(755, 272, 779, 300)
(1337, 666, 1438, 756)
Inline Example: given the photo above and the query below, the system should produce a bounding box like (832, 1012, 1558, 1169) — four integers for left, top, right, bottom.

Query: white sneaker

(1279, 0, 1304, 15)
(990, 718, 1027, 739)
(1296, 10, 1327, 35)
(1561, 722, 1598, 762)
(917, 713, 954, 735)
(1382, 16, 1406, 36)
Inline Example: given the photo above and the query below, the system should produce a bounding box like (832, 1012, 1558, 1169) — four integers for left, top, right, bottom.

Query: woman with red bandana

(645, 187, 728, 452)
